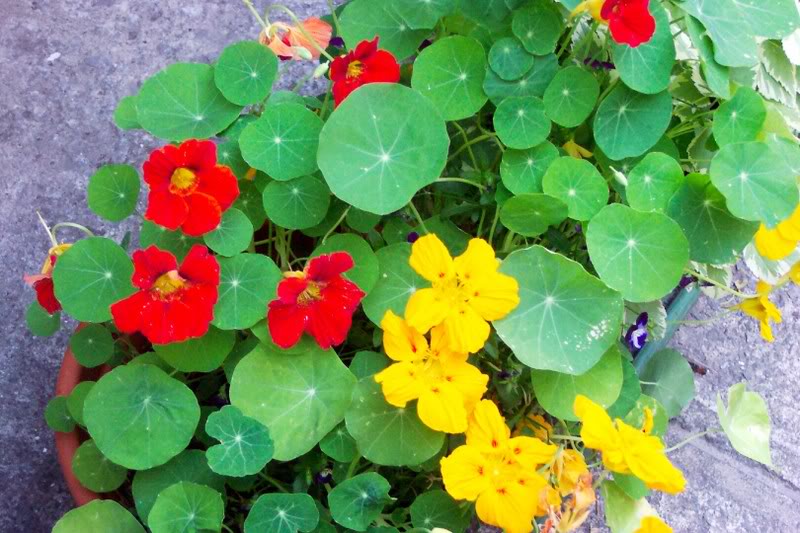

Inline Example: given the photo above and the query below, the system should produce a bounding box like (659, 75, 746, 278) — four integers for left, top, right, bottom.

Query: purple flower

(574, 223, 582, 234)
(315, 468, 333, 484)
(625, 312, 648, 352)
(679, 275, 697, 289)
(407, 231, 420, 243)
(329, 36, 345, 48)
(584, 58, 615, 70)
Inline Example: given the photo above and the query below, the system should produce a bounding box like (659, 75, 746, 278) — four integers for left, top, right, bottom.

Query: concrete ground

(1, 1, 799, 532)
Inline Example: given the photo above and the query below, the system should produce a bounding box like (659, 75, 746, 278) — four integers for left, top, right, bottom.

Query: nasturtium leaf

(221, 114, 258, 140)
(25, 302, 60, 336)
(52, 237, 135, 323)
(202, 207, 253, 257)
(235, 180, 267, 229)
(136, 63, 242, 141)
(532, 344, 624, 421)
(329, 472, 392, 531)
(709, 141, 799, 227)
(393, 0, 456, 29)
(362, 243, 425, 325)
(611, 3, 675, 94)
(614, 473, 649, 500)
(230, 343, 357, 461)
(500, 193, 568, 237)
(495, 246, 624, 374)
(45, 396, 75, 433)
(593, 86, 672, 161)
(349, 351, 390, 379)
(410, 490, 471, 532)
(339, 0, 430, 60)
(638, 348, 695, 418)
(84, 365, 200, 470)
(53, 500, 144, 533)
(483, 53, 558, 105)
(263, 175, 330, 230)
(139, 221, 201, 261)
(624, 394, 668, 437)
(489, 37, 534, 81)
(424, 216, 470, 255)
(245, 493, 320, 533)
(148, 481, 224, 533)
(302, 199, 348, 238)
(113, 95, 140, 130)
(72, 439, 127, 492)
(512, 1, 563, 55)
(461, 0, 510, 24)
(685, 16, 730, 99)
(607, 356, 642, 419)
(667, 173, 758, 264)
(312, 233, 379, 293)
(132, 450, 226, 525)
(154, 326, 235, 372)
(494, 96, 551, 150)
(601, 481, 658, 533)
(712, 88, 766, 147)
(346, 378, 445, 466)
(87, 164, 140, 222)
(213, 253, 281, 330)
(318, 84, 449, 215)
(626, 152, 685, 213)
(321, 423, 359, 462)
(500, 142, 559, 195)
(218, 137, 250, 180)
(542, 157, 609, 221)
(347, 208, 382, 233)
(214, 40, 278, 106)
(586, 204, 690, 302)
(69, 324, 114, 368)
(205, 405, 274, 477)
(240, 103, 323, 181)
(67, 381, 94, 427)
(543, 66, 599, 127)
(717, 382, 773, 466)
(411, 36, 488, 121)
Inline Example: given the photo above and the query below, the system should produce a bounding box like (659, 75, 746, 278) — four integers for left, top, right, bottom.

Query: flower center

(152, 270, 186, 298)
(169, 167, 198, 194)
(298, 281, 323, 306)
(346, 60, 365, 79)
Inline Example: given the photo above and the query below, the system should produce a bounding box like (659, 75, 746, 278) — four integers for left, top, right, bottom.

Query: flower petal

(268, 299, 309, 348)
(181, 193, 222, 236)
(381, 310, 428, 362)
(442, 304, 490, 354)
(466, 399, 510, 451)
(405, 288, 450, 334)
(145, 190, 189, 231)
(374, 362, 423, 406)
(417, 380, 469, 433)
(131, 246, 178, 289)
(410, 234, 455, 283)
(440, 445, 492, 501)
(195, 165, 239, 212)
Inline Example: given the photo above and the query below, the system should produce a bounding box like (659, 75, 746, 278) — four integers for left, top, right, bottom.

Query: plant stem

(326, 0, 341, 37)
(451, 121, 480, 170)
(665, 428, 720, 453)
(36, 212, 58, 247)
(241, 0, 269, 29)
(345, 456, 360, 479)
(684, 268, 757, 299)
(551, 434, 582, 442)
(321, 206, 350, 243)
(51, 222, 95, 238)
(447, 134, 496, 163)
(407, 200, 428, 234)
(487, 207, 501, 243)
(258, 472, 290, 492)
(437, 177, 485, 191)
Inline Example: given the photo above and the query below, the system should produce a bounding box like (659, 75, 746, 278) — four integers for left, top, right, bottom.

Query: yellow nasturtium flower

(790, 262, 800, 285)
(571, 0, 604, 22)
(406, 234, 520, 354)
(551, 449, 589, 496)
(634, 516, 673, 533)
(733, 281, 782, 342)
(441, 400, 557, 533)
(754, 205, 800, 260)
(573, 395, 686, 494)
(374, 311, 488, 433)
(562, 139, 593, 160)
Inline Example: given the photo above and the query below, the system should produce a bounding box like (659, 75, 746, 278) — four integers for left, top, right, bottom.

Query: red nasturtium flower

(573, 0, 655, 48)
(24, 243, 72, 314)
(111, 245, 220, 345)
(268, 252, 365, 349)
(330, 37, 401, 107)
(144, 139, 239, 237)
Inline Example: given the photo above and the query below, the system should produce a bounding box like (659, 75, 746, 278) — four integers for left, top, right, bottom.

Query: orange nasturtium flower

(259, 17, 332, 61)
(24, 243, 71, 314)
(405, 234, 520, 354)
(440, 400, 557, 533)
(562, 140, 593, 160)
(573, 395, 686, 494)
(733, 281, 782, 342)
(373, 311, 488, 433)
(754, 204, 800, 261)
(635, 516, 673, 533)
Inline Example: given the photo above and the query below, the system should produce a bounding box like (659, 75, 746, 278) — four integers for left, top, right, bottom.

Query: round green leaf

(543, 66, 600, 127)
(607, 356, 642, 419)
(52, 237, 135, 323)
(240, 103, 323, 181)
(114, 95, 140, 130)
(67, 381, 94, 426)
(139, 221, 201, 261)
(215, 40, 278, 106)
(494, 96, 551, 150)
(393, 0, 457, 29)
(638, 348, 695, 418)
(461, 0, 510, 24)
(717, 383, 773, 466)
(230, 343, 357, 461)
(489, 37, 533, 81)
(320, 423, 359, 463)
(346, 378, 445, 467)
(500, 142, 559, 195)
(411, 36, 488, 121)
(154, 326, 235, 372)
(84, 365, 200, 470)
(245, 493, 320, 533)
(87, 164, 140, 222)
(329, 472, 391, 531)
(311, 234, 379, 293)
(611, 3, 675, 94)
(26, 301, 60, 336)
(410, 490, 471, 532)
(712, 87, 766, 147)
(45, 396, 75, 433)
(542, 157, 608, 220)
(500, 193, 568, 237)
(483, 53, 558, 105)
(531, 344, 624, 421)
(667, 173, 758, 264)
(218, 137, 250, 179)
(347, 208, 382, 233)
(339, 0, 429, 60)
(148, 481, 223, 533)
(319, 84, 449, 215)
(213, 253, 282, 330)
(72, 439, 128, 492)
(495, 245, 624, 374)
(69, 324, 114, 368)
(132, 450, 226, 526)
(361, 243, 425, 325)
(627, 152, 685, 213)
(203, 207, 253, 256)
(586, 204, 690, 302)
(205, 405, 274, 477)
(136, 62, 242, 141)
(624, 394, 668, 437)
(234, 179, 268, 228)
(593, 86, 673, 161)
(263, 175, 330, 230)
(709, 141, 799, 226)
(512, 2, 563, 55)
(349, 351, 391, 379)
(53, 500, 144, 533)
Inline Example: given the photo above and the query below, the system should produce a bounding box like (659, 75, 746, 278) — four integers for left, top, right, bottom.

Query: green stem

(684, 267, 757, 299)
(51, 222, 95, 238)
(326, 0, 341, 37)
(447, 134, 496, 163)
(665, 428, 720, 453)
(241, 0, 269, 29)
(345, 456, 360, 479)
(36, 212, 58, 247)
(258, 472, 290, 493)
(551, 434, 582, 442)
(437, 177, 486, 191)
(321, 206, 350, 243)
(451, 122, 480, 170)
(407, 200, 428, 234)
(253, 236, 278, 246)
(487, 207, 501, 243)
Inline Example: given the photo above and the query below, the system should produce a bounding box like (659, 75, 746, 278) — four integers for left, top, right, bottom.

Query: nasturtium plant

(33, 1, 792, 531)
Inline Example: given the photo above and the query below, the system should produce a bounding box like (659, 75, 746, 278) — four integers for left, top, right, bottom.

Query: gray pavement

(1, 1, 799, 532)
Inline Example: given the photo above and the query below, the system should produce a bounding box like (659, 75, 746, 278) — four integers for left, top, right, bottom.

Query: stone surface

(1, 1, 799, 532)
